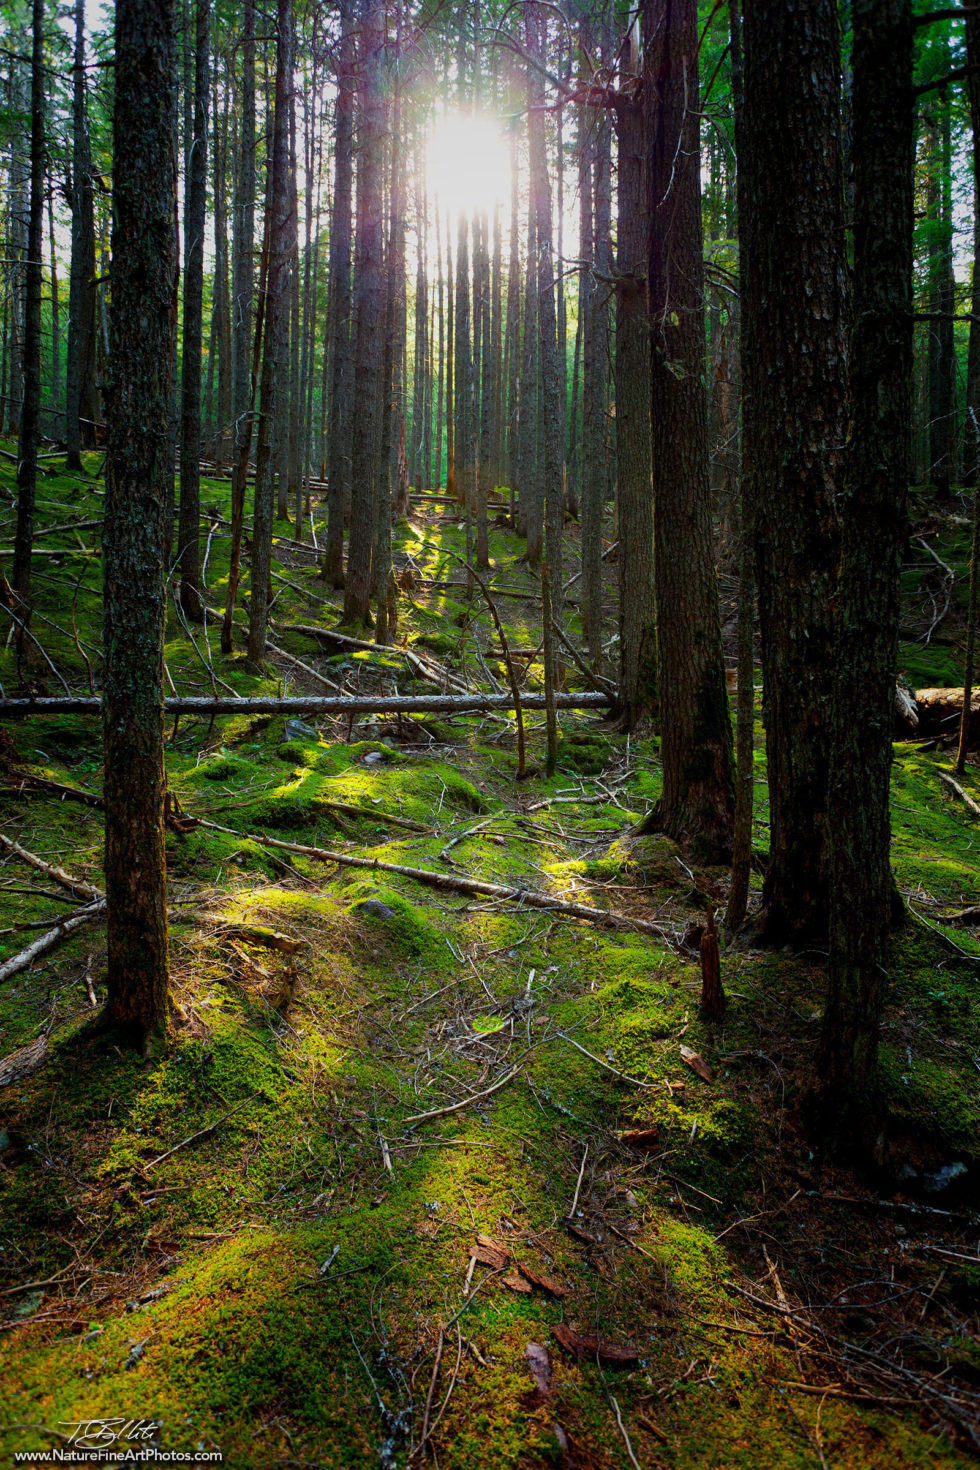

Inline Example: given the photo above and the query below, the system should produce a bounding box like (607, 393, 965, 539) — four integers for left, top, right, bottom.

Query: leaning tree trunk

(12, 0, 45, 661)
(642, 0, 735, 863)
(178, 0, 210, 619)
(342, 0, 385, 627)
(102, 0, 178, 1046)
(739, 0, 848, 939)
(818, 0, 913, 1139)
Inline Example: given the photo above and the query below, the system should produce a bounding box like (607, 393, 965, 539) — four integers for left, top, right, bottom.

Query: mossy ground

(0, 456, 978, 1466)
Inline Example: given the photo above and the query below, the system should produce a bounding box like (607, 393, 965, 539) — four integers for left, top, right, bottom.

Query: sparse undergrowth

(0, 453, 978, 1468)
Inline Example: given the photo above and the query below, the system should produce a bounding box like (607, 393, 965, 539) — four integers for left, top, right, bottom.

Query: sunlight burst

(426, 113, 510, 218)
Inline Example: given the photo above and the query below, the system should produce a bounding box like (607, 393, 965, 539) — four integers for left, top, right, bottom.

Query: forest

(1, 0, 980, 1462)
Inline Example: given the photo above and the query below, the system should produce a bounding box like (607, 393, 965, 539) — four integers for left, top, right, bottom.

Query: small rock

(284, 718, 319, 741)
(354, 898, 397, 921)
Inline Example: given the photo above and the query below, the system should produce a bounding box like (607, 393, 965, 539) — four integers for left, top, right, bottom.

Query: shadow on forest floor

(0, 453, 979, 1467)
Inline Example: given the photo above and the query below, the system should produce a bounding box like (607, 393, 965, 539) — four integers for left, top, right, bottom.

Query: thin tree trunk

(342, 0, 386, 627)
(66, 0, 99, 468)
(247, 0, 293, 664)
(322, 0, 355, 586)
(12, 0, 45, 658)
(178, 0, 210, 619)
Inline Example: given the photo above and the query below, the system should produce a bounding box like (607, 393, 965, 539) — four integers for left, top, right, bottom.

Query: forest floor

(0, 454, 979, 1468)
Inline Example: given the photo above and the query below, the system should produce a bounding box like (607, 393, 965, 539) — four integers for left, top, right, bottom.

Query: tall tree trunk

(213, 68, 232, 470)
(221, 0, 255, 654)
(614, 41, 655, 730)
(342, 0, 386, 627)
(247, 0, 293, 663)
(926, 101, 956, 500)
(527, 2, 561, 586)
(178, 0, 210, 619)
(965, 15, 980, 488)
(818, 0, 913, 1136)
(47, 188, 59, 434)
(323, 0, 355, 587)
(102, 0, 178, 1046)
(65, 0, 99, 469)
(12, 0, 45, 659)
(739, 0, 847, 936)
(643, 0, 735, 863)
(477, 207, 493, 566)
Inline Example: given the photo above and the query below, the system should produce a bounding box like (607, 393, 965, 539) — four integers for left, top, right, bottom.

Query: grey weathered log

(0, 692, 610, 718)
(0, 902, 107, 986)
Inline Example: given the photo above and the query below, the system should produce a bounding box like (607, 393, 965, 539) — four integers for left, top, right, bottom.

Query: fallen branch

(0, 832, 102, 901)
(144, 1094, 257, 1172)
(0, 691, 611, 718)
(0, 902, 107, 985)
(400, 1063, 524, 1127)
(938, 769, 980, 819)
(195, 817, 678, 945)
(284, 621, 470, 693)
(3, 772, 104, 809)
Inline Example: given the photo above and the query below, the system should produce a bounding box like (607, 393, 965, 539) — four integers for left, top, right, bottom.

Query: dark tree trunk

(47, 189, 60, 434)
(212, 69, 232, 470)
(739, 0, 847, 937)
(643, 0, 735, 863)
(66, 0, 99, 469)
(342, 0, 385, 627)
(323, 0, 355, 587)
(926, 104, 956, 500)
(247, 0, 293, 663)
(966, 14, 980, 488)
(614, 52, 655, 730)
(102, 0, 178, 1046)
(178, 0, 210, 619)
(818, 0, 913, 1135)
(12, 0, 45, 658)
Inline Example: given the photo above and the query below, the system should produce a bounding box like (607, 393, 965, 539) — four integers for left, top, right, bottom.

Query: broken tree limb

(195, 818, 679, 945)
(284, 621, 471, 693)
(0, 691, 611, 718)
(0, 901, 107, 985)
(400, 1063, 524, 1127)
(3, 772, 104, 808)
(0, 832, 102, 901)
(938, 769, 980, 819)
(915, 687, 980, 742)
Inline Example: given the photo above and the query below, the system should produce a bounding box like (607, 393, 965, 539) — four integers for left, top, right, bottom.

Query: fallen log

(0, 832, 103, 901)
(196, 818, 678, 946)
(0, 901, 107, 985)
(914, 687, 980, 743)
(0, 691, 611, 718)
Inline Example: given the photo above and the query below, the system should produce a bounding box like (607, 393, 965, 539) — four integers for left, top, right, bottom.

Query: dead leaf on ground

(526, 1341, 552, 1397)
(519, 1265, 568, 1298)
(502, 1268, 533, 1292)
(679, 1044, 713, 1083)
(619, 1127, 661, 1151)
(552, 1324, 639, 1365)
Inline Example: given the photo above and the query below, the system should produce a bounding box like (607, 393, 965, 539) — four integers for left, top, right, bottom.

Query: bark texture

(740, 0, 847, 939)
(101, 0, 178, 1045)
(644, 0, 734, 862)
(818, 0, 913, 1131)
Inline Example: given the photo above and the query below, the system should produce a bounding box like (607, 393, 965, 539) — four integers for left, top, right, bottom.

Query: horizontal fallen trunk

(914, 687, 980, 742)
(196, 818, 678, 945)
(0, 832, 103, 900)
(0, 691, 611, 719)
(0, 901, 107, 985)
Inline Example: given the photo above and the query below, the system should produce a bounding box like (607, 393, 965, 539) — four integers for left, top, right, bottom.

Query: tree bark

(65, 0, 100, 470)
(102, 0, 178, 1046)
(739, 0, 848, 937)
(818, 0, 913, 1134)
(12, 0, 44, 662)
(643, 0, 735, 863)
(613, 36, 655, 730)
(342, 0, 386, 627)
(178, 0, 210, 619)
(247, 0, 293, 664)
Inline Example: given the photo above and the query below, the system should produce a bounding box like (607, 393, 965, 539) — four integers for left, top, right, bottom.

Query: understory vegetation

(1, 457, 979, 1467)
